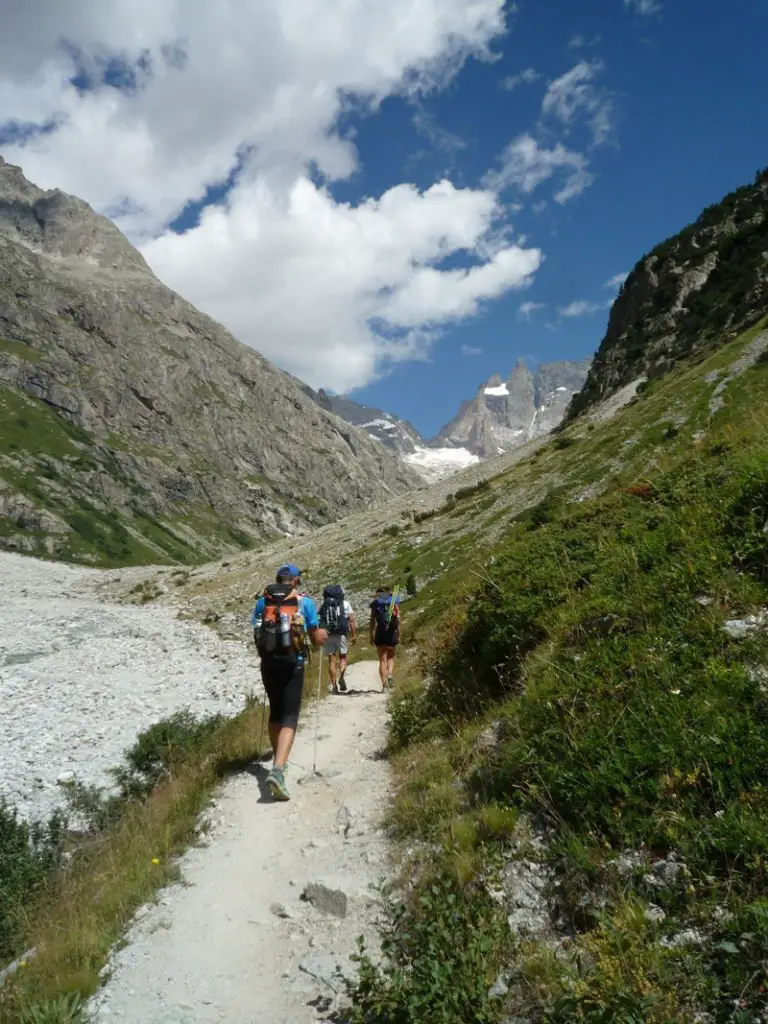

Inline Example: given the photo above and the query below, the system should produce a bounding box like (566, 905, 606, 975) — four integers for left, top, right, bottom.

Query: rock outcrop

(0, 157, 418, 564)
(569, 168, 768, 418)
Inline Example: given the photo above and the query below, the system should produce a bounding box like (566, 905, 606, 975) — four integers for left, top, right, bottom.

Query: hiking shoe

(338, 672, 347, 693)
(266, 767, 290, 801)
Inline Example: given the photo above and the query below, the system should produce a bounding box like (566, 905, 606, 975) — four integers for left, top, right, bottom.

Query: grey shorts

(323, 634, 348, 656)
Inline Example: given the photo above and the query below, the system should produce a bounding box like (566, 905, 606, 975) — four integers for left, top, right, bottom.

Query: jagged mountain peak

(437, 358, 591, 457)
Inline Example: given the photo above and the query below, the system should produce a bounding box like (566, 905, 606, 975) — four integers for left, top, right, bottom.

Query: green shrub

(553, 434, 577, 450)
(64, 781, 124, 834)
(347, 871, 508, 1024)
(389, 686, 432, 751)
(406, 573, 417, 596)
(455, 479, 491, 502)
(17, 993, 84, 1024)
(112, 711, 225, 799)
(0, 803, 66, 958)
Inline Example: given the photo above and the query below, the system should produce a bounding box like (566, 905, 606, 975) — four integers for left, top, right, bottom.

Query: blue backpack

(373, 594, 399, 640)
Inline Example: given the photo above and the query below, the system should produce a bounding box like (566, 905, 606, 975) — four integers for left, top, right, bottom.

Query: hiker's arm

(308, 626, 328, 647)
(303, 598, 327, 646)
(349, 612, 357, 641)
(369, 611, 375, 644)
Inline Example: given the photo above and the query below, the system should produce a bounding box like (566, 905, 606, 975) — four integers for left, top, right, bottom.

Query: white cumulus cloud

(624, 0, 662, 15)
(0, 0, 534, 390)
(559, 300, 607, 317)
(461, 344, 483, 356)
(518, 301, 545, 319)
(143, 177, 541, 391)
(486, 133, 594, 203)
(500, 67, 540, 90)
(542, 60, 614, 146)
(605, 271, 629, 290)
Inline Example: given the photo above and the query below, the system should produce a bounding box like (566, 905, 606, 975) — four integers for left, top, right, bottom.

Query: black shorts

(374, 629, 399, 648)
(260, 654, 305, 728)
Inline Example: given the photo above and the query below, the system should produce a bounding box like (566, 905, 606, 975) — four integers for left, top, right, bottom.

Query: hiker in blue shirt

(251, 564, 326, 800)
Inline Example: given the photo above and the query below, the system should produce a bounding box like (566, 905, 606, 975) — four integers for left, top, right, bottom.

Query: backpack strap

(264, 583, 298, 607)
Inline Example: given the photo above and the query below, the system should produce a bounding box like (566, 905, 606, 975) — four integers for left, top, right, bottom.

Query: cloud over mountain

(0, 0, 541, 390)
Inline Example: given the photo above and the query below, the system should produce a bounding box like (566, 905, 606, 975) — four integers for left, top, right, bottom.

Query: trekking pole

(387, 581, 401, 625)
(313, 652, 323, 775)
(258, 684, 267, 761)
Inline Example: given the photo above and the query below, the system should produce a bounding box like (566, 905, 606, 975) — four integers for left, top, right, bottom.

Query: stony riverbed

(0, 552, 262, 823)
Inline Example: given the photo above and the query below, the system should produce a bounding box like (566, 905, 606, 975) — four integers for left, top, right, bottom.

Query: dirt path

(88, 660, 390, 1024)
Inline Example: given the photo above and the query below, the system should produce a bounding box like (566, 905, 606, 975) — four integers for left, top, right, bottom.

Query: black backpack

(319, 585, 349, 635)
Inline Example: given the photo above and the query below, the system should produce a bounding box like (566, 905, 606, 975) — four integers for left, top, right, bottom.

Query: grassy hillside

(130, 319, 768, 1022)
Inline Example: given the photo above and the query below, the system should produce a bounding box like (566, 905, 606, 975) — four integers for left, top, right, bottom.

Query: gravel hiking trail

(88, 659, 391, 1024)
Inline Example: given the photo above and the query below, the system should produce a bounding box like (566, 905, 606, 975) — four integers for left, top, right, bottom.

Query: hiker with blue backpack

(252, 564, 327, 801)
(370, 586, 401, 691)
(318, 584, 356, 693)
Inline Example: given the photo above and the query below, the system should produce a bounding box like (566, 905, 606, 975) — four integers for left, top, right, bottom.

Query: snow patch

(484, 384, 509, 397)
(404, 445, 480, 484)
(556, 386, 568, 392)
(361, 418, 397, 431)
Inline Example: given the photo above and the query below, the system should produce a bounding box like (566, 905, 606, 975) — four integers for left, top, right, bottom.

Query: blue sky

(344, 0, 768, 435)
(1, 0, 766, 439)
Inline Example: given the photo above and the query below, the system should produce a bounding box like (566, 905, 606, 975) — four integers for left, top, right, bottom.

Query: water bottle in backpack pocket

(255, 583, 304, 656)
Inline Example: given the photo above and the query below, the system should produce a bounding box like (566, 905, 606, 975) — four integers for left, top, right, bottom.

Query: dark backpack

(373, 595, 399, 641)
(319, 585, 349, 635)
(254, 583, 306, 656)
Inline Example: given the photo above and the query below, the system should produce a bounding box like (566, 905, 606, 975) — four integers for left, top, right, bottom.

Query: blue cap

(277, 563, 302, 578)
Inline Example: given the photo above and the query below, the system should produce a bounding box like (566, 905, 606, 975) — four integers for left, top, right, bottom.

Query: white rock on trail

(0, 551, 262, 823)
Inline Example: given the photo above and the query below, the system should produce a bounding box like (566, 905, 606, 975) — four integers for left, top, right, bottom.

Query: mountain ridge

(0, 157, 419, 565)
(569, 167, 768, 419)
(304, 358, 591, 477)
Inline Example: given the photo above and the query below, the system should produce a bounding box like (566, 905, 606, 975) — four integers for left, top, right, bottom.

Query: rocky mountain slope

(569, 167, 768, 418)
(0, 157, 418, 566)
(436, 358, 591, 457)
(304, 387, 423, 456)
